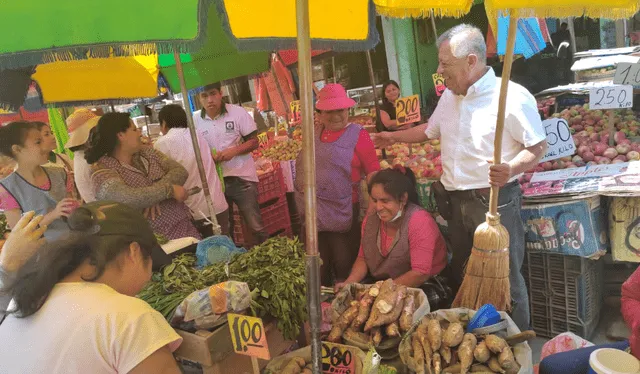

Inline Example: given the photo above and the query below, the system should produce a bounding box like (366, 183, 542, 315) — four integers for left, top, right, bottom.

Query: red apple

(616, 144, 631, 155)
(582, 151, 595, 162)
(627, 151, 640, 161)
(604, 147, 619, 159)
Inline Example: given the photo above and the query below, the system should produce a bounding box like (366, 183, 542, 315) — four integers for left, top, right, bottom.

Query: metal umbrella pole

(173, 48, 221, 235)
(365, 50, 379, 109)
(295, 0, 322, 372)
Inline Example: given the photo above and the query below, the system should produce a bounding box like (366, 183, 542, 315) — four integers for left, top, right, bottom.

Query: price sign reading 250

(321, 342, 355, 374)
(228, 314, 270, 360)
(589, 85, 633, 110)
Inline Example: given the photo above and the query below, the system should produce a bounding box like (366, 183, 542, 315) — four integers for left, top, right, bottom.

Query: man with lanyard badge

(193, 83, 267, 245)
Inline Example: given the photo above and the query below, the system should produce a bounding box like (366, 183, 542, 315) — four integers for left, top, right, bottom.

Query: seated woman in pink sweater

(336, 167, 450, 309)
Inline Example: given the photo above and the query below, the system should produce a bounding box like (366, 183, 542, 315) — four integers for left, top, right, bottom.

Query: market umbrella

(216, 0, 380, 371)
(0, 0, 212, 69)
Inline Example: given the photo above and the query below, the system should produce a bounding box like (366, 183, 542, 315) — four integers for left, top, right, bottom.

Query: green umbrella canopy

(158, 1, 270, 91)
(0, 0, 212, 69)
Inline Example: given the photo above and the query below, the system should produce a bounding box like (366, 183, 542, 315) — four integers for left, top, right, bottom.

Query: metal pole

(430, 10, 438, 38)
(568, 17, 577, 54)
(295, 0, 322, 372)
(332, 57, 337, 83)
(173, 48, 221, 235)
(365, 50, 379, 108)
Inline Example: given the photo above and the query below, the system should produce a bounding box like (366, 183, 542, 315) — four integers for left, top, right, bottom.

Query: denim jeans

(539, 341, 630, 374)
(224, 177, 267, 246)
(447, 181, 530, 331)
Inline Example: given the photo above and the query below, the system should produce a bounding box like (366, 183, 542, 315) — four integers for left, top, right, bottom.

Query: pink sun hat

(315, 83, 356, 111)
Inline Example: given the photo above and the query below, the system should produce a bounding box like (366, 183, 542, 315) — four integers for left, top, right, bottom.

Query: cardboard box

(521, 196, 608, 258)
(609, 197, 640, 262)
(174, 320, 294, 374)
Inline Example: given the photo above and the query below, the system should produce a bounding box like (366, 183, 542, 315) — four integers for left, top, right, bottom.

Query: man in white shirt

(155, 104, 230, 237)
(193, 83, 267, 245)
(375, 24, 547, 330)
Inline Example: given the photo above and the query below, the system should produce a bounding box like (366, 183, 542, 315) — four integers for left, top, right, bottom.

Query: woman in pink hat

(294, 83, 380, 286)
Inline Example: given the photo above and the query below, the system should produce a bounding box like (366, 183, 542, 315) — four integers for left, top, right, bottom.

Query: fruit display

(379, 141, 443, 179)
(525, 103, 640, 173)
(253, 138, 302, 161)
(328, 280, 422, 349)
(400, 316, 522, 374)
(350, 114, 375, 129)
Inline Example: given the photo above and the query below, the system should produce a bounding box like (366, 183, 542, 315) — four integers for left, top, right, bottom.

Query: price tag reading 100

(227, 314, 270, 360)
(321, 342, 355, 374)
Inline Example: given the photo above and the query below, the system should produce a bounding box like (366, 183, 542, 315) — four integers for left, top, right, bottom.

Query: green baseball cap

(67, 201, 172, 271)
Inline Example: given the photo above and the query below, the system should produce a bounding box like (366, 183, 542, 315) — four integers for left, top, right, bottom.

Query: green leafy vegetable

(137, 237, 307, 340)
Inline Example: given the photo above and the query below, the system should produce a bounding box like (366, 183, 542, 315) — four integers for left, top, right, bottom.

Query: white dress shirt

(73, 150, 95, 203)
(193, 104, 259, 183)
(154, 128, 228, 220)
(425, 68, 546, 191)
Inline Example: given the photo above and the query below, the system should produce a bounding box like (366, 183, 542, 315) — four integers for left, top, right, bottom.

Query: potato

(474, 341, 491, 363)
(471, 364, 496, 373)
(416, 321, 433, 374)
(488, 357, 506, 374)
(439, 345, 452, 365)
(327, 301, 359, 342)
(443, 322, 464, 347)
(386, 321, 400, 337)
(413, 335, 426, 374)
(400, 293, 416, 333)
(459, 334, 478, 374)
(433, 352, 442, 374)
(281, 358, 303, 374)
(371, 327, 383, 347)
(498, 347, 519, 374)
(352, 292, 375, 329)
(427, 318, 443, 351)
(485, 335, 509, 354)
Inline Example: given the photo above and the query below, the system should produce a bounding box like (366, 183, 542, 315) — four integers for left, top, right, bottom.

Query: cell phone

(187, 186, 202, 196)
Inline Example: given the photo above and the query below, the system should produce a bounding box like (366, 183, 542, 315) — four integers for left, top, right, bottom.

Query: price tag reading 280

(322, 342, 355, 374)
(395, 95, 421, 126)
(228, 314, 270, 360)
(589, 85, 633, 110)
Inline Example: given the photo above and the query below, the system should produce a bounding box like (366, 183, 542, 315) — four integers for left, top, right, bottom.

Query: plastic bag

(533, 332, 594, 373)
(209, 281, 252, 314)
(172, 281, 251, 324)
(196, 235, 246, 267)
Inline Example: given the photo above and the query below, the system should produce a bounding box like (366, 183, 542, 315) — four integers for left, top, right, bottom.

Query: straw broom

(452, 15, 518, 311)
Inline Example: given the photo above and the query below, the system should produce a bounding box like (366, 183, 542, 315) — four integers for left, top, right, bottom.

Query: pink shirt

(358, 209, 448, 277)
(320, 126, 380, 202)
(0, 171, 75, 211)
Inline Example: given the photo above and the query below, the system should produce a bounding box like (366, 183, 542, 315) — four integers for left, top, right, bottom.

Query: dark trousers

(316, 204, 361, 287)
(194, 210, 230, 239)
(224, 177, 267, 246)
(447, 181, 529, 331)
(539, 341, 629, 374)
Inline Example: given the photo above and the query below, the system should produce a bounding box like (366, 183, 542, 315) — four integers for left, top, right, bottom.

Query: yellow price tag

(321, 342, 355, 374)
(228, 314, 270, 360)
(432, 73, 446, 96)
(290, 100, 301, 122)
(395, 95, 421, 125)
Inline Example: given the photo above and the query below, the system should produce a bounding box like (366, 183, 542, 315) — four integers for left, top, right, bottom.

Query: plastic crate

(257, 163, 286, 205)
(523, 252, 603, 339)
(232, 197, 292, 247)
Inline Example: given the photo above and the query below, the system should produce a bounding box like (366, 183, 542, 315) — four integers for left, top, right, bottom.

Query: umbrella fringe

(374, 4, 473, 19)
(485, 0, 639, 20)
(44, 96, 167, 109)
(212, 0, 380, 52)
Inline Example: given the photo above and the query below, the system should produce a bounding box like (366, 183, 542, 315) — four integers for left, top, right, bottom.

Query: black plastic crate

(523, 252, 603, 339)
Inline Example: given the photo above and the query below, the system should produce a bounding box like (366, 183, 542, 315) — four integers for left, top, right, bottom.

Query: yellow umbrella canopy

(217, 0, 379, 50)
(374, 0, 474, 18)
(32, 55, 159, 104)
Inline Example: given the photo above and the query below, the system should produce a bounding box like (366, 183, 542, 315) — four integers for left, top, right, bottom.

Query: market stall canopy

(373, 0, 475, 18)
(0, 0, 213, 69)
(216, 0, 379, 51)
(32, 55, 160, 104)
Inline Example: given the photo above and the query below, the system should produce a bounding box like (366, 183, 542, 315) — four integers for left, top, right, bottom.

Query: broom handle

(490, 14, 518, 217)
